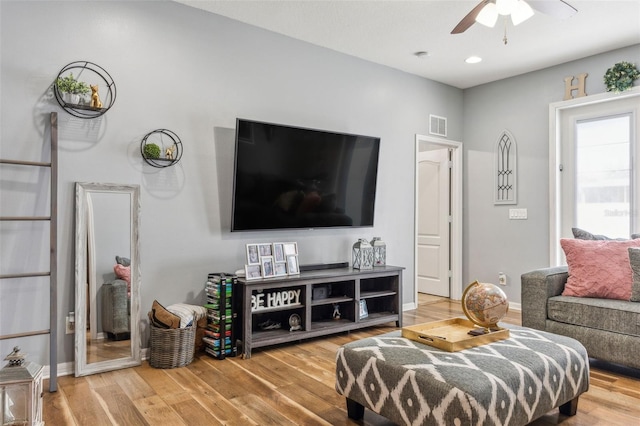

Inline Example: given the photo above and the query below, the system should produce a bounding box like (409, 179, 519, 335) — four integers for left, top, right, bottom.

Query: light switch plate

(509, 208, 527, 220)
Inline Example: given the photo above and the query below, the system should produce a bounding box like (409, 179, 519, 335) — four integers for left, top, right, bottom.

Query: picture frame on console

(283, 242, 298, 256)
(246, 243, 260, 265)
(258, 243, 273, 257)
(287, 255, 300, 275)
(245, 264, 262, 280)
(359, 299, 369, 319)
(273, 243, 285, 262)
(261, 256, 275, 278)
(274, 262, 287, 277)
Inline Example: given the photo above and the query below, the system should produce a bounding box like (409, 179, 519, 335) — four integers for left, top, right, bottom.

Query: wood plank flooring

(86, 333, 131, 364)
(44, 296, 640, 425)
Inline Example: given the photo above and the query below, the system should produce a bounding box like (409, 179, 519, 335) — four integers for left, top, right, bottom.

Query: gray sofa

(521, 266, 640, 370)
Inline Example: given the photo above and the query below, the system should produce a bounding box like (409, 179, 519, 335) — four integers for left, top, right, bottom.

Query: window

(575, 114, 632, 237)
(550, 91, 639, 265)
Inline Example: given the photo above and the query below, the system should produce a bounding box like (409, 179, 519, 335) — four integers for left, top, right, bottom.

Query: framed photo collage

(245, 242, 299, 280)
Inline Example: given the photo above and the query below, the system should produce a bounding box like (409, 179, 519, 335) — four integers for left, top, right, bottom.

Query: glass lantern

(370, 237, 386, 267)
(352, 239, 373, 270)
(0, 347, 44, 426)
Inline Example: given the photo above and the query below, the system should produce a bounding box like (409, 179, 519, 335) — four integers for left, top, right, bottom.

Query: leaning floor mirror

(75, 182, 141, 376)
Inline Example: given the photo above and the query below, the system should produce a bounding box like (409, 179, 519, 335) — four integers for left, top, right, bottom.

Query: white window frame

(549, 87, 640, 266)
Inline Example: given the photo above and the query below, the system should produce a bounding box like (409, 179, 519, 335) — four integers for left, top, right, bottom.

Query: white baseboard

(43, 350, 150, 381)
(403, 302, 417, 311)
(44, 361, 74, 380)
(403, 300, 521, 314)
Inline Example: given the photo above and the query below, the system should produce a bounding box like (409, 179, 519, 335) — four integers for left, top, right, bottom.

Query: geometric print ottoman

(336, 325, 589, 425)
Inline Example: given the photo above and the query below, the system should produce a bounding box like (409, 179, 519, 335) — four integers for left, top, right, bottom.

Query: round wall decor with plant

(54, 60, 117, 118)
(140, 129, 183, 168)
(603, 61, 640, 93)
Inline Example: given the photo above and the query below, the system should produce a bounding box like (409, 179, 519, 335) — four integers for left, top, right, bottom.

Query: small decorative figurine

(90, 84, 103, 108)
(5, 346, 25, 366)
(332, 303, 341, 320)
(289, 314, 302, 331)
(165, 145, 176, 160)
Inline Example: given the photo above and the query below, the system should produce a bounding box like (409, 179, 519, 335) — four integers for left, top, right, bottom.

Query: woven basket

(149, 324, 195, 368)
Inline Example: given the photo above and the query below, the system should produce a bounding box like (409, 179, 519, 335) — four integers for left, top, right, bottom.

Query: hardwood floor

(44, 296, 640, 425)
(86, 333, 131, 364)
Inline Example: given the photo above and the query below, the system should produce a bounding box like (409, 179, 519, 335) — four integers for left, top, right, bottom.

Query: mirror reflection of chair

(101, 279, 130, 341)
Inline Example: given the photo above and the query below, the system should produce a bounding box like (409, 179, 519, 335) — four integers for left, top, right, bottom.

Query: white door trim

(548, 87, 640, 265)
(414, 135, 463, 301)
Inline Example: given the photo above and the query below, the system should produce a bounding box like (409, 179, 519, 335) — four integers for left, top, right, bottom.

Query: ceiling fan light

(511, 0, 534, 26)
(476, 3, 498, 27)
(496, 0, 517, 16)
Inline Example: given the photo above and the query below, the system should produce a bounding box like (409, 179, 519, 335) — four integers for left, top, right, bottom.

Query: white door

(416, 148, 450, 297)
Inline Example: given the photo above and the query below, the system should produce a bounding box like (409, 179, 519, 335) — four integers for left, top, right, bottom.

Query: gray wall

(462, 44, 640, 303)
(0, 0, 463, 366)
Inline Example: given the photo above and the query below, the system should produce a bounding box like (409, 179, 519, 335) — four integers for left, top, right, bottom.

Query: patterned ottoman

(335, 325, 589, 425)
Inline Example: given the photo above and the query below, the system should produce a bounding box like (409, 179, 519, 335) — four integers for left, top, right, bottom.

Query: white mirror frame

(74, 182, 141, 376)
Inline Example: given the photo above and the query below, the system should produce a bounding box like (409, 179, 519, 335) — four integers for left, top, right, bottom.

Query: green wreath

(604, 61, 639, 93)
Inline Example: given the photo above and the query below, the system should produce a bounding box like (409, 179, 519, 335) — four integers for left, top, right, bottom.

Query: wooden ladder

(0, 112, 58, 392)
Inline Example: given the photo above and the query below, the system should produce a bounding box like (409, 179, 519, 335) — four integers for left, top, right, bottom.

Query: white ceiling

(175, 0, 640, 89)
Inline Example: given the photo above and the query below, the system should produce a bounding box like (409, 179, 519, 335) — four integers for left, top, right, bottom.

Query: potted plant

(55, 72, 90, 104)
(143, 143, 161, 159)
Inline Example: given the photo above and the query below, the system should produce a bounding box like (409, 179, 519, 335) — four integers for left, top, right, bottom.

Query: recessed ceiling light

(465, 56, 482, 64)
(414, 51, 430, 59)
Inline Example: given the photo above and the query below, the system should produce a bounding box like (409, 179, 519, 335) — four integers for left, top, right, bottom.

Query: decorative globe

(462, 281, 509, 332)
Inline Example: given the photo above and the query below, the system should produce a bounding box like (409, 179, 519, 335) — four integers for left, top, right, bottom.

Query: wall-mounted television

(231, 119, 380, 232)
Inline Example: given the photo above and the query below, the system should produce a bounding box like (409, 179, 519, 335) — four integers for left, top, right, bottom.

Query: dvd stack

(203, 272, 238, 359)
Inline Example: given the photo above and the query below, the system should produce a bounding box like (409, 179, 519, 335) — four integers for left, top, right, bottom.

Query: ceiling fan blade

(528, 0, 577, 19)
(451, 0, 491, 34)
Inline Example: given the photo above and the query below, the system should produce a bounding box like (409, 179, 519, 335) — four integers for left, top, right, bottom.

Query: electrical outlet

(65, 312, 75, 334)
(498, 272, 507, 286)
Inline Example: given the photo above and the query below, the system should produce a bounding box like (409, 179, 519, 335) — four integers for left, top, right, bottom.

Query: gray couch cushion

(572, 227, 615, 240)
(546, 320, 640, 370)
(628, 247, 640, 302)
(548, 295, 640, 337)
(572, 227, 640, 241)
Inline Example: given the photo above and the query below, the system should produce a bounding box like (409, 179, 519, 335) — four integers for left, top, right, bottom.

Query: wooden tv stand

(238, 266, 403, 358)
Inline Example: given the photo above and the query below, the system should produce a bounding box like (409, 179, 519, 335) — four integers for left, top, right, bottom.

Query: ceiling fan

(451, 0, 577, 34)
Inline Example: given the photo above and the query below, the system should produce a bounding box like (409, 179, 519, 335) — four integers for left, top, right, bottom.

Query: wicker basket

(149, 324, 195, 368)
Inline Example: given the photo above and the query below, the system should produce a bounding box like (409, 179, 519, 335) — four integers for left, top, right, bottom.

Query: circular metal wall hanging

(140, 129, 183, 168)
(53, 61, 116, 119)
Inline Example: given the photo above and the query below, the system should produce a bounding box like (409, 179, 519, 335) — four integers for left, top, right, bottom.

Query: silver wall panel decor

(494, 130, 517, 205)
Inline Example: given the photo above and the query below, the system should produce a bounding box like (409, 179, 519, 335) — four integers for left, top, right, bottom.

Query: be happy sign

(252, 288, 301, 311)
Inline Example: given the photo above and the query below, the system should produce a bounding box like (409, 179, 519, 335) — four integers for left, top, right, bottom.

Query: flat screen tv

(231, 119, 380, 231)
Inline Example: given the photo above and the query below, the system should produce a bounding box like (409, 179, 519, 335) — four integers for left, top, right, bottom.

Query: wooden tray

(402, 318, 509, 352)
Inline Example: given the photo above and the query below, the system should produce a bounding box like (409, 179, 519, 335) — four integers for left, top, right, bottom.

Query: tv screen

(231, 119, 380, 231)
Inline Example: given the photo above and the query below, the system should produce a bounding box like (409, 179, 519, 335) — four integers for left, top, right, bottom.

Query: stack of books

(203, 272, 238, 359)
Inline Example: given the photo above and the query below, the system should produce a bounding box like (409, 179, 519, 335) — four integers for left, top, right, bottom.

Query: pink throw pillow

(114, 264, 131, 293)
(561, 238, 640, 300)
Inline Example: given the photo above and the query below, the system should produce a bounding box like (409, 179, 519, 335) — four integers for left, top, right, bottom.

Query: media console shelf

(238, 266, 403, 358)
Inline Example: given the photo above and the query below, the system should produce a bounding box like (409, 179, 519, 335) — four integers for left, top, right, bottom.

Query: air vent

(429, 115, 447, 137)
